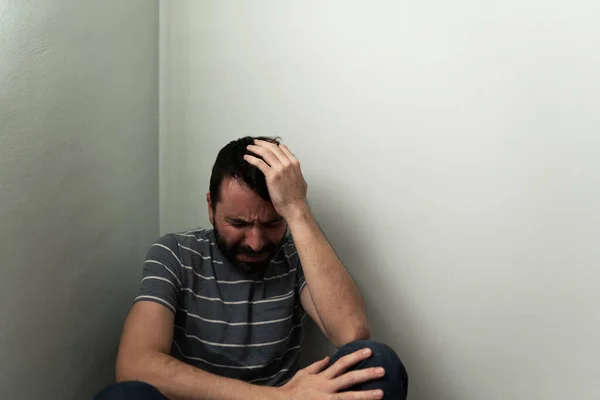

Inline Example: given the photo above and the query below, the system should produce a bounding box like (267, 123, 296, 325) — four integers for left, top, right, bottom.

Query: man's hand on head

(244, 139, 309, 222)
(246, 138, 370, 351)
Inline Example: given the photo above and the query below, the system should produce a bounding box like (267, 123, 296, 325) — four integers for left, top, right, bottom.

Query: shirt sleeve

(285, 238, 307, 297)
(134, 234, 183, 313)
(297, 259, 308, 296)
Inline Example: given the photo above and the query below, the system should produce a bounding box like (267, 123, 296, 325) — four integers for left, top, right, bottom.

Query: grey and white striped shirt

(134, 228, 307, 386)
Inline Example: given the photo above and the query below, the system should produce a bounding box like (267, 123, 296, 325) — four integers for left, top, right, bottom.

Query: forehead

(216, 178, 276, 219)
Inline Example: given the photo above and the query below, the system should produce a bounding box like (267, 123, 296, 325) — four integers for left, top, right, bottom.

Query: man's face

(207, 178, 287, 273)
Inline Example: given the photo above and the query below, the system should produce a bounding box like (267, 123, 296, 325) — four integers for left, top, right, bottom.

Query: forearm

(116, 350, 279, 400)
(286, 204, 370, 345)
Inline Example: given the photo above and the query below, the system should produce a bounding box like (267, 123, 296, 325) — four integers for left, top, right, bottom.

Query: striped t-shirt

(134, 228, 307, 386)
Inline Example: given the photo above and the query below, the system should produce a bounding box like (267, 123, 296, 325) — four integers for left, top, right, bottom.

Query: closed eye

(227, 219, 251, 228)
(263, 220, 284, 227)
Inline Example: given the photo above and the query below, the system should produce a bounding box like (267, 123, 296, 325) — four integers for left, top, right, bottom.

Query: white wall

(0, 1, 159, 398)
(160, 1, 600, 399)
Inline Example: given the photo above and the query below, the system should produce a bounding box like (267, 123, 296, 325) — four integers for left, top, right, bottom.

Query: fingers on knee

(349, 340, 408, 377)
(350, 339, 397, 357)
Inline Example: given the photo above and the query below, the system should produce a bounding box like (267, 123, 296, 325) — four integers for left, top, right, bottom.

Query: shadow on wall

(298, 176, 442, 400)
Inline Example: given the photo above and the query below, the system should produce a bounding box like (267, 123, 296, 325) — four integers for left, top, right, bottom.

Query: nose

(244, 226, 265, 252)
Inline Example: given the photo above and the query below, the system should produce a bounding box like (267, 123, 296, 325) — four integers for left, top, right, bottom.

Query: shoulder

(149, 228, 212, 254)
(151, 233, 179, 248)
(281, 233, 300, 265)
(283, 233, 297, 252)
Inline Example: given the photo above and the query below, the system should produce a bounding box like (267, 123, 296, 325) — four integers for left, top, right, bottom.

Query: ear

(206, 192, 215, 225)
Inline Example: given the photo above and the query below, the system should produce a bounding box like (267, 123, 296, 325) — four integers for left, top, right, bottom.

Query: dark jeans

(327, 340, 408, 399)
(94, 340, 408, 399)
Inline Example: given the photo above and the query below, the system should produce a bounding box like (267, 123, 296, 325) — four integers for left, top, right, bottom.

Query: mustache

(236, 244, 276, 256)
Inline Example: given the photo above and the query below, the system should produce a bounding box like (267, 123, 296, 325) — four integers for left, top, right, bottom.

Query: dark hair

(209, 136, 281, 208)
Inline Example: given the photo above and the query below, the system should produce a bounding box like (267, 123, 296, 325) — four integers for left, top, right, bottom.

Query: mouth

(238, 253, 269, 262)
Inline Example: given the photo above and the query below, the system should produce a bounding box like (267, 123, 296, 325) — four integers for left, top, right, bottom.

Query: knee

(346, 339, 396, 355)
(343, 340, 408, 381)
(343, 339, 400, 360)
(337, 340, 409, 398)
(93, 381, 166, 400)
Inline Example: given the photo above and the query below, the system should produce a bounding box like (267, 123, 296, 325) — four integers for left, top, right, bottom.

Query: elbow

(115, 356, 130, 383)
(115, 351, 142, 383)
(334, 320, 371, 348)
(115, 348, 170, 385)
(115, 368, 130, 384)
(356, 323, 372, 341)
(348, 322, 372, 342)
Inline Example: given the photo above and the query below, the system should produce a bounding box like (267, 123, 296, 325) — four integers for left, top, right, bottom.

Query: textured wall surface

(159, 2, 600, 399)
(0, 1, 159, 398)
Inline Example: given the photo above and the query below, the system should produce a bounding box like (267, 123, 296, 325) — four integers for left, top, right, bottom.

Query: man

(95, 137, 408, 399)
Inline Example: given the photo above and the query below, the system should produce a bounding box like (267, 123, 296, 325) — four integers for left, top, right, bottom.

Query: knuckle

(346, 374, 358, 386)
(334, 358, 350, 370)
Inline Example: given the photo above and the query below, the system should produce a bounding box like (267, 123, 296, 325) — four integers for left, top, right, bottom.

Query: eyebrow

(225, 216, 283, 224)
(225, 217, 249, 224)
(264, 216, 284, 224)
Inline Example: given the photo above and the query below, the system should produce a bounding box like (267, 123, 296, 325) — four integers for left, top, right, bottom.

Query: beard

(213, 226, 285, 275)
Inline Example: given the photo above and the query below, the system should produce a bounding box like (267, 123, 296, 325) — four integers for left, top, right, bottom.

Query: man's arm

(244, 140, 371, 347)
(116, 301, 279, 400)
(289, 206, 371, 347)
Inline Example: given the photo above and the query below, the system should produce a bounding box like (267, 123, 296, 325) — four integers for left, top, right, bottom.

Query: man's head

(207, 136, 287, 273)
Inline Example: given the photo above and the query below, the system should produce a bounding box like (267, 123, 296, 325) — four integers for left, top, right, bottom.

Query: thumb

(303, 356, 330, 374)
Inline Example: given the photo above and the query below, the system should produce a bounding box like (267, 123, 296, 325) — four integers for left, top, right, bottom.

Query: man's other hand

(276, 348, 385, 400)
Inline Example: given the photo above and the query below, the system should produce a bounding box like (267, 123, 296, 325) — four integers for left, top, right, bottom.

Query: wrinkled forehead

(215, 178, 278, 220)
